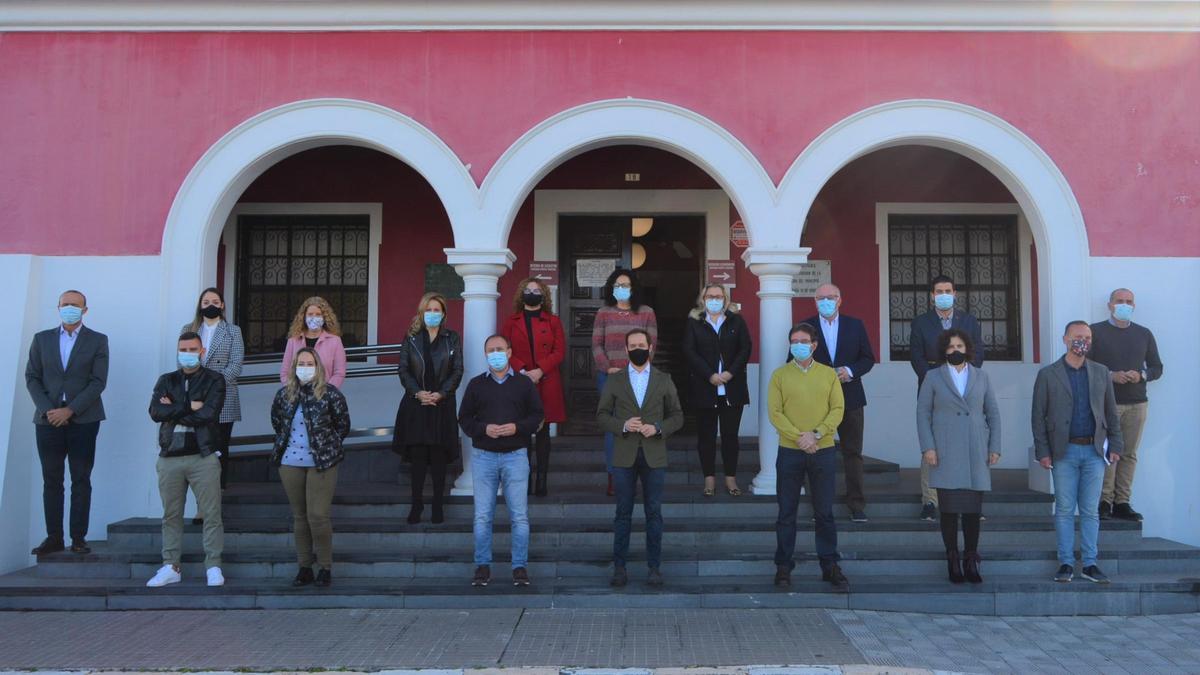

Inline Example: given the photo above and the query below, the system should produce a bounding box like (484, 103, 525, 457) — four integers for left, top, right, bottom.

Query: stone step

(31, 540, 1200, 581)
(1, 571, 1195, 615)
(103, 516, 1148, 549)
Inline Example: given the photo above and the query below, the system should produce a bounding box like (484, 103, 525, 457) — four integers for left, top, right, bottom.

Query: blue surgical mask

(934, 293, 955, 311)
(816, 298, 837, 319)
(178, 351, 201, 369)
(705, 298, 724, 315)
(59, 305, 83, 325)
(612, 286, 632, 302)
(1113, 303, 1134, 322)
(305, 316, 324, 331)
(486, 351, 509, 372)
(790, 342, 813, 361)
(424, 311, 443, 327)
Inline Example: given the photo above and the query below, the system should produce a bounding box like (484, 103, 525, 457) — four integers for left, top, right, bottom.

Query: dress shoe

(774, 565, 791, 588)
(610, 565, 627, 587)
(31, 537, 64, 556)
(822, 563, 850, 591)
(70, 539, 91, 554)
(647, 568, 664, 586)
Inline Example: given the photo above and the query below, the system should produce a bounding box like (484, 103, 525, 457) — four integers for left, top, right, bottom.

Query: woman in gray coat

(181, 287, 245, 493)
(917, 328, 1000, 584)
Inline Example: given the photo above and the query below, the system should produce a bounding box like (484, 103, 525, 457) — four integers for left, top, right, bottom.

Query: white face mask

(296, 366, 317, 384)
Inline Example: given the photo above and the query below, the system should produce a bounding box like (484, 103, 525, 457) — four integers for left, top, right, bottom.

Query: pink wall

(1, 32, 1196, 257)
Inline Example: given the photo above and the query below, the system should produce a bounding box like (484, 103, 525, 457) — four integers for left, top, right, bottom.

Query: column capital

(741, 246, 811, 275)
(444, 247, 516, 275)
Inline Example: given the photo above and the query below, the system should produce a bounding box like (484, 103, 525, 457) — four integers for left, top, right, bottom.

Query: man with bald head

(803, 283, 876, 522)
(25, 289, 109, 556)
(1089, 288, 1162, 523)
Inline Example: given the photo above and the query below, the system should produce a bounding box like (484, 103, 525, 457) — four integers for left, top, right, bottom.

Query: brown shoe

(31, 537, 64, 556)
(472, 565, 491, 587)
(512, 567, 531, 586)
(610, 566, 627, 587)
(774, 565, 791, 588)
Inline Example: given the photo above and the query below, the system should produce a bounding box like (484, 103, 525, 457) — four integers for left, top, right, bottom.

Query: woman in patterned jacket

(181, 287, 244, 493)
(270, 348, 351, 588)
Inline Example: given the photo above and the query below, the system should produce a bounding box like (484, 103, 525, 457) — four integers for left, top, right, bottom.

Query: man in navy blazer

(909, 275, 984, 520)
(804, 283, 876, 522)
(25, 289, 109, 556)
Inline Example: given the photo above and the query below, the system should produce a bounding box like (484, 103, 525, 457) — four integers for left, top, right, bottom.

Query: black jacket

(458, 371, 544, 452)
(148, 367, 226, 457)
(801, 314, 876, 412)
(269, 383, 351, 471)
(910, 309, 984, 384)
(682, 310, 752, 408)
(397, 328, 464, 398)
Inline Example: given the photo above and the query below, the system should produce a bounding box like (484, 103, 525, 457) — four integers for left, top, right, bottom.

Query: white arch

(475, 98, 780, 249)
(158, 98, 478, 360)
(778, 99, 1091, 361)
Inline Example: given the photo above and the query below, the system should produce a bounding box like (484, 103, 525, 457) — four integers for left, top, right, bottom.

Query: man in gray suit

(25, 289, 109, 555)
(1032, 320, 1123, 584)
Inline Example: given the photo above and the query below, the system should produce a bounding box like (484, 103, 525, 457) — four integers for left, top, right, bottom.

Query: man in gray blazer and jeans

(25, 289, 109, 555)
(1032, 320, 1122, 584)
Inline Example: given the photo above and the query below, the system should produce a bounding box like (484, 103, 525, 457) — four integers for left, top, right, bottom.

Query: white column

(446, 248, 516, 495)
(743, 247, 810, 496)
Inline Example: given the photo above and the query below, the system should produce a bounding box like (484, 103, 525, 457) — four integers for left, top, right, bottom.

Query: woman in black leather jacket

(393, 292, 463, 524)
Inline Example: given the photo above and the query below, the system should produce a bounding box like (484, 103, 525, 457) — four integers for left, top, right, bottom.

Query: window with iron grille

(888, 213, 1021, 362)
(235, 214, 370, 355)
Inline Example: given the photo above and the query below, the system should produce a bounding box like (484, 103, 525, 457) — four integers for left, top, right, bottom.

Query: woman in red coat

(500, 277, 566, 496)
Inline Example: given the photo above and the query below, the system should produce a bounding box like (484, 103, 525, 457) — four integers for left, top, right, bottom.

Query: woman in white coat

(917, 328, 1001, 584)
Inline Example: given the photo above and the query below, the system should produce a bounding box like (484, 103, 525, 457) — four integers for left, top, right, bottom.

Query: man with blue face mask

(147, 332, 227, 589)
(802, 283, 876, 523)
(768, 323, 848, 590)
(909, 275, 984, 521)
(26, 289, 109, 556)
(1089, 288, 1162, 522)
(457, 334, 545, 588)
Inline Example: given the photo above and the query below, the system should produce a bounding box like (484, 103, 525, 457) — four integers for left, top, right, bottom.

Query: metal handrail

(237, 365, 398, 386)
(231, 425, 395, 448)
(237, 341, 409, 384)
(242, 341, 406, 365)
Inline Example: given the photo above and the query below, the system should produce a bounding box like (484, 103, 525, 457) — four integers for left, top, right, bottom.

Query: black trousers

(215, 422, 234, 490)
(837, 407, 866, 512)
(696, 397, 744, 477)
(36, 421, 100, 542)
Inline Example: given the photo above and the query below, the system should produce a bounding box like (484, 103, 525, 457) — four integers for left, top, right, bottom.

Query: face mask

(946, 351, 967, 366)
(1069, 338, 1090, 357)
(295, 366, 316, 383)
(200, 305, 222, 320)
(628, 348, 650, 367)
(816, 298, 837, 319)
(424, 311, 443, 327)
(1113, 303, 1134, 322)
(59, 305, 83, 325)
(612, 286, 632, 302)
(486, 351, 510, 372)
(705, 298, 725, 314)
(522, 292, 544, 308)
(790, 342, 813, 361)
(178, 351, 201, 369)
(305, 316, 324, 331)
(934, 293, 955, 311)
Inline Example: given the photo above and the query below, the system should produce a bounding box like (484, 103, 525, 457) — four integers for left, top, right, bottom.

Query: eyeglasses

(613, 283, 632, 289)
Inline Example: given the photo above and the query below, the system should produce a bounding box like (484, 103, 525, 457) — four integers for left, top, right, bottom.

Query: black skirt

(391, 394, 460, 463)
(936, 488, 984, 514)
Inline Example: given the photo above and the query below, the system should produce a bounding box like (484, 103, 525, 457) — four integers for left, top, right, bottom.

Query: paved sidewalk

(0, 608, 1197, 673)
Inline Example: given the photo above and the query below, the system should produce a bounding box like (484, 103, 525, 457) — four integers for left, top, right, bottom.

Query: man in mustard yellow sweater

(768, 322, 848, 590)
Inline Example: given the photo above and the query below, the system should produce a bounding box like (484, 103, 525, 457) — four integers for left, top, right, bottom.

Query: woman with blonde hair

(280, 296, 347, 388)
(270, 348, 350, 588)
(500, 277, 564, 496)
(392, 292, 463, 524)
(682, 283, 752, 496)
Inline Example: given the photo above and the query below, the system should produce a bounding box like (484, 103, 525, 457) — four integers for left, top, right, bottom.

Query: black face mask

(522, 292, 544, 307)
(946, 351, 967, 366)
(200, 305, 222, 320)
(628, 348, 650, 367)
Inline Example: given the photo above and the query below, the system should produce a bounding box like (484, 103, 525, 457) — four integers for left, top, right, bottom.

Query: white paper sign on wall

(791, 260, 832, 297)
(576, 258, 618, 288)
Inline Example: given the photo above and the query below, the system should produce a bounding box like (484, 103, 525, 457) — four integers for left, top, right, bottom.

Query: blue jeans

(775, 445, 840, 569)
(612, 448, 666, 569)
(1051, 443, 1106, 567)
(471, 448, 530, 569)
(597, 372, 615, 473)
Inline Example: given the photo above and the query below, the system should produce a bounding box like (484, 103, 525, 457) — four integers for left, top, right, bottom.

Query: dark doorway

(557, 215, 704, 435)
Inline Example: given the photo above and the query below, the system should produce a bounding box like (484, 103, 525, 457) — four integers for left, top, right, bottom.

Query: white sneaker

(206, 566, 225, 587)
(146, 564, 181, 587)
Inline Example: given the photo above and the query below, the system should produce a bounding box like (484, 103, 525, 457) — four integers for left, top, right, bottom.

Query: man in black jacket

(909, 275, 984, 521)
(25, 289, 109, 555)
(458, 334, 544, 588)
(803, 283, 876, 523)
(146, 332, 226, 588)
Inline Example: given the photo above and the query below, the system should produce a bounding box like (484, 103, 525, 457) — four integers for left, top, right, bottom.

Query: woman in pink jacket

(280, 297, 347, 388)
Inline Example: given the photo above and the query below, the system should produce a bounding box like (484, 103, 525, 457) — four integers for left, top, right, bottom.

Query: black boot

(406, 502, 424, 524)
(947, 550, 966, 583)
(963, 552, 983, 584)
(292, 567, 315, 587)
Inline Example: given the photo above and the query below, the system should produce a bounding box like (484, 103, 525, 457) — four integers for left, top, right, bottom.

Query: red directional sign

(706, 260, 737, 288)
(529, 261, 559, 285)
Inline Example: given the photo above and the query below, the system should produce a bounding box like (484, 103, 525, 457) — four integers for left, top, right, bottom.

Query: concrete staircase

(2, 436, 1198, 614)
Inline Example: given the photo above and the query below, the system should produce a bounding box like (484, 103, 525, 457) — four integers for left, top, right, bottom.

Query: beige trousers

(157, 453, 223, 568)
(1102, 402, 1148, 505)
